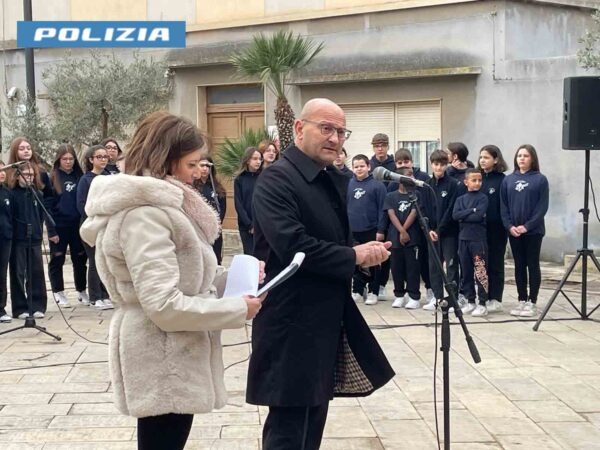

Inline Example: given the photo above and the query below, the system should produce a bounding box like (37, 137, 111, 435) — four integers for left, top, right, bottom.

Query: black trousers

(428, 235, 459, 301)
(486, 222, 508, 302)
(509, 233, 543, 303)
(137, 413, 193, 450)
(82, 241, 109, 302)
(9, 241, 48, 317)
(239, 229, 254, 255)
(352, 229, 381, 295)
(458, 240, 488, 304)
(418, 240, 431, 289)
(390, 246, 421, 299)
(0, 238, 11, 316)
(48, 225, 87, 293)
(379, 258, 391, 290)
(212, 234, 223, 265)
(263, 403, 329, 450)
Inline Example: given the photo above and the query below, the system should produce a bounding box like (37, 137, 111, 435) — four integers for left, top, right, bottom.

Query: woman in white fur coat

(80, 111, 263, 450)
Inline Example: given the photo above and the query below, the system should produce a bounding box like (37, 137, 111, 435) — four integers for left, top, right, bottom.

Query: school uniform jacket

(247, 145, 395, 407)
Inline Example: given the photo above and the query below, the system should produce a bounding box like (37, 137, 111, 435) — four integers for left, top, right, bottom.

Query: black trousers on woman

(0, 238, 11, 316)
(9, 241, 47, 317)
(486, 222, 507, 302)
(82, 241, 109, 302)
(263, 403, 329, 450)
(509, 233, 543, 303)
(137, 413, 194, 450)
(48, 225, 87, 293)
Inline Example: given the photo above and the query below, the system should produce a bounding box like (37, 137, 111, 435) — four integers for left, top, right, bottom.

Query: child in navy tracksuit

(453, 169, 489, 316)
(478, 145, 509, 314)
(384, 167, 422, 309)
(0, 161, 13, 322)
(422, 150, 460, 310)
(347, 154, 387, 305)
(500, 145, 549, 318)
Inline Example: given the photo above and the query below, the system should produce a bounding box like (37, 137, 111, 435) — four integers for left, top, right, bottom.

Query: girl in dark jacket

(101, 137, 123, 174)
(194, 156, 227, 264)
(48, 144, 88, 307)
(500, 144, 549, 318)
(0, 161, 13, 322)
(77, 145, 112, 310)
(478, 145, 508, 313)
(234, 147, 262, 255)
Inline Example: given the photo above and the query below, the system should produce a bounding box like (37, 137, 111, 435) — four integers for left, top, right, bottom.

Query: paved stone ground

(0, 258, 599, 449)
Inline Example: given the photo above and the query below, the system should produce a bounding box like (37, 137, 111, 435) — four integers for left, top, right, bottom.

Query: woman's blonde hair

(125, 111, 205, 178)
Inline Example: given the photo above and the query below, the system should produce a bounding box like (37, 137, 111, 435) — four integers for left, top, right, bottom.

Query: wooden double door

(207, 104, 264, 230)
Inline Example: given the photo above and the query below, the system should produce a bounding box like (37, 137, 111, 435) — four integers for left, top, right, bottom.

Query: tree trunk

(275, 96, 295, 151)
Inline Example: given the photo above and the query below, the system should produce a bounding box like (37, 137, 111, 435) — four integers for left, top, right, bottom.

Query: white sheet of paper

(222, 254, 259, 298)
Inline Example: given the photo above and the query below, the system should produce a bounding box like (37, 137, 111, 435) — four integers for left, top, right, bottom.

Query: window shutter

(340, 104, 395, 161)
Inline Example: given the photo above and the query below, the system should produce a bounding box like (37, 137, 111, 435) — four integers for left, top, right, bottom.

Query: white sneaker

(392, 295, 408, 308)
(17, 312, 30, 319)
(103, 299, 114, 310)
(93, 300, 111, 310)
(53, 291, 71, 308)
(461, 302, 476, 314)
(33, 311, 45, 319)
(351, 293, 364, 302)
(0, 314, 12, 323)
(520, 301, 538, 317)
(471, 304, 488, 317)
(487, 299, 503, 314)
(378, 286, 391, 301)
(426, 288, 435, 303)
(422, 298, 438, 311)
(405, 299, 421, 309)
(457, 294, 468, 309)
(365, 293, 378, 305)
(510, 301, 526, 317)
(77, 291, 90, 306)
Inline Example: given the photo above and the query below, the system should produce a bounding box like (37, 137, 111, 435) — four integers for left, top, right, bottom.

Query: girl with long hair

(194, 156, 227, 264)
(500, 144, 549, 317)
(77, 145, 112, 310)
(234, 146, 262, 254)
(477, 145, 508, 314)
(258, 140, 279, 170)
(0, 161, 13, 322)
(79, 111, 263, 450)
(47, 144, 88, 307)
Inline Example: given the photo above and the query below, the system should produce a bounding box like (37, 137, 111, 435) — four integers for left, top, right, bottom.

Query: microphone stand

(406, 186, 481, 449)
(0, 164, 61, 341)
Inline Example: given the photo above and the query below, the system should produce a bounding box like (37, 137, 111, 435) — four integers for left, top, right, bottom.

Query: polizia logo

(17, 21, 186, 48)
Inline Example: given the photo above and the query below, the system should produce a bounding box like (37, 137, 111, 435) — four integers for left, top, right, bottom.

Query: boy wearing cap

(369, 133, 396, 172)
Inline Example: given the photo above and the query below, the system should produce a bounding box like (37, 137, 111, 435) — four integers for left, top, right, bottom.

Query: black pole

(23, 0, 36, 104)
(581, 150, 590, 318)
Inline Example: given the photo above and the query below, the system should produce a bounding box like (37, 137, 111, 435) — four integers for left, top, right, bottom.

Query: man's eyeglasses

(302, 120, 352, 140)
(93, 155, 109, 160)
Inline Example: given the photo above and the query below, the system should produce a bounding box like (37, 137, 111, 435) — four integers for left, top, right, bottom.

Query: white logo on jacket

(515, 181, 529, 192)
(353, 188, 366, 200)
(64, 181, 76, 192)
(441, 190, 448, 198)
(398, 201, 411, 213)
(488, 187, 496, 195)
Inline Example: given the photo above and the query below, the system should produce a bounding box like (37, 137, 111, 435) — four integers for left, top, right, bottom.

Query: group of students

(341, 133, 550, 318)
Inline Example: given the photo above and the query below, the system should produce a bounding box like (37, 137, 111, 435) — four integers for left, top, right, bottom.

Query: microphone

(0, 161, 29, 171)
(372, 166, 425, 187)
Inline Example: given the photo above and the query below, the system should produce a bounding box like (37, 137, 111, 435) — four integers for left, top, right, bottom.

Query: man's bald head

(299, 98, 345, 122)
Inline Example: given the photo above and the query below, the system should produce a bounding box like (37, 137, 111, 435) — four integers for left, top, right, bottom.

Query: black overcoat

(246, 145, 395, 407)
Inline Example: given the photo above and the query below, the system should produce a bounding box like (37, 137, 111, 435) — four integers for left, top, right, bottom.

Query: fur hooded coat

(80, 173, 248, 418)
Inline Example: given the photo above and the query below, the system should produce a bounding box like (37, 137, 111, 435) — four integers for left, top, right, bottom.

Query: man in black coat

(247, 98, 395, 449)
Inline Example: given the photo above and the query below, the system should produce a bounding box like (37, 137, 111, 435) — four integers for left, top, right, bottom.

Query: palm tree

(215, 128, 270, 179)
(230, 31, 324, 151)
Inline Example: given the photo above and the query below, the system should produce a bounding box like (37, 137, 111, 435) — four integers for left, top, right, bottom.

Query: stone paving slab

(0, 262, 599, 449)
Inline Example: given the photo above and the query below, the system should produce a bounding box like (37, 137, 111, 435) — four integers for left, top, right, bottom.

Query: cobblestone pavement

(0, 260, 599, 449)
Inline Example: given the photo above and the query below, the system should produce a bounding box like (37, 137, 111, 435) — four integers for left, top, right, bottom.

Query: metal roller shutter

(340, 104, 395, 162)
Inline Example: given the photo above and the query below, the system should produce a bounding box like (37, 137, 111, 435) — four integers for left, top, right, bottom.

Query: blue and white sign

(17, 21, 186, 48)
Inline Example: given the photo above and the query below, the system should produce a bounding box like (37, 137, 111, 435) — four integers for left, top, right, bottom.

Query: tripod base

(533, 248, 600, 331)
(0, 316, 61, 341)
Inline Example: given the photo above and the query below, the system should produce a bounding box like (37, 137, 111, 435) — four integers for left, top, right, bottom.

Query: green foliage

(230, 30, 324, 99)
(578, 9, 600, 69)
(42, 51, 173, 146)
(1, 101, 53, 163)
(215, 128, 270, 179)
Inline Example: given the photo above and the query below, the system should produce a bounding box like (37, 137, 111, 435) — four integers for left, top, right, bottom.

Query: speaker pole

(534, 149, 600, 330)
